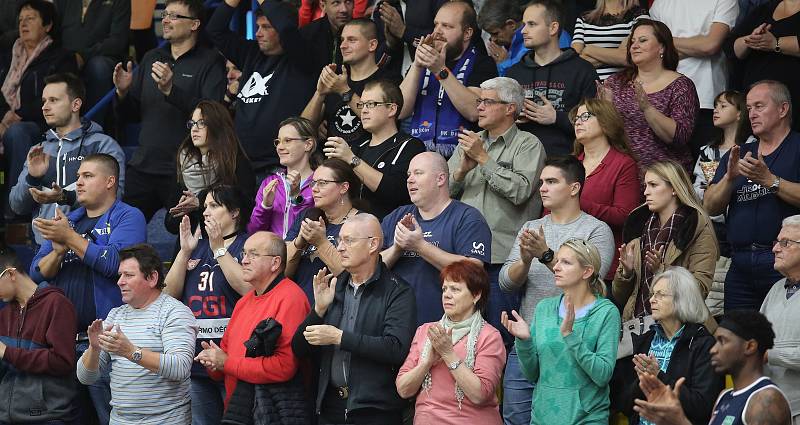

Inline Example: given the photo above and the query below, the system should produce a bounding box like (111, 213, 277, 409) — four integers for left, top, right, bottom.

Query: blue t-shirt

(56, 214, 100, 330)
(181, 234, 246, 377)
(711, 131, 800, 247)
(381, 201, 492, 325)
(285, 211, 348, 303)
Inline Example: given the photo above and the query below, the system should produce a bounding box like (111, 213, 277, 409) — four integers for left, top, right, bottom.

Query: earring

(659, 52, 664, 58)
(339, 195, 344, 205)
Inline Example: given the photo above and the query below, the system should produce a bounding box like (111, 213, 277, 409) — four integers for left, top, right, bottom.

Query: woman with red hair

(396, 260, 505, 425)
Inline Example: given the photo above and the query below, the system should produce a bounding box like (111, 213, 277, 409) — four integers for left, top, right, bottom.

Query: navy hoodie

(506, 49, 598, 156)
(207, 1, 317, 172)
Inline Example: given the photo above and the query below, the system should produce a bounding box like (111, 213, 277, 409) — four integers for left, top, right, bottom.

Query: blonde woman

(502, 238, 620, 425)
(613, 160, 719, 321)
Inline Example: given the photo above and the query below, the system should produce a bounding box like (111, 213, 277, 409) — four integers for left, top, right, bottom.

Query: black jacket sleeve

(82, 0, 131, 60)
(206, 2, 263, 69)
(114, 55, 146, 124)
(291, 310, 325, 359)
(259, 0, 316, 73)
(664, 336, 725, 425)
(338, 279, 417, 366)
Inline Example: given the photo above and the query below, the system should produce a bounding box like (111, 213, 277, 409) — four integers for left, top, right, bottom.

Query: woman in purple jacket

(248, 117, 321, 237)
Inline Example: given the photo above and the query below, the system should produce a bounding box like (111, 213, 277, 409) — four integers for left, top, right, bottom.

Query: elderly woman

(396, 260, 506, 425)
(614, 160, 719, 322)
(164, 184, 253, 424)
(572, 98, 641, 281)
(285, 158, 364, 302)
(601, 19, 698, 171)
(620, 267, 723, 425)
(1, 0, 76, 216)
(502, 239, 621, 425)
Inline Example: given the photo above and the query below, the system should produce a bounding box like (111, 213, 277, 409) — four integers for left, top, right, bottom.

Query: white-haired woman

(619, 267, 723, 425)
(502, 238, 620, 424)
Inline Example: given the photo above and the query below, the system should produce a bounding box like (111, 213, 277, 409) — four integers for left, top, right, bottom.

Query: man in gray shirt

(448, 76, 545, 348)
(498, 155, 615, 425)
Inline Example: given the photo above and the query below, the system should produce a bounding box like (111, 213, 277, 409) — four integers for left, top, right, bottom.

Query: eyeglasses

(476, 98, 510, 107)
(356, 101, 394, 109)
(774, 239, 800, 248)
(163, 12, 197, 21)
(310, 179, 342, 189)
(0, 267, 16, 279)
(574, 112, 596, 123)
(186, 119, 207, 130)
(273, 137, 306, 147)
(336, 236, 375, 247)
(650, 290, 674, 301)
(242, 251, 279, 260)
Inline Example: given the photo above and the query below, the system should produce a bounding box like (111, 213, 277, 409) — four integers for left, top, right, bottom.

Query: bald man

(195, 231, 310, 408)
(292, 214, 416, 424)
(381, 152, 492, 325)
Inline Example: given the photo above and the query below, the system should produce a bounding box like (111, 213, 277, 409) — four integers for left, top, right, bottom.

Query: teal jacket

(516, 295, 620, 425)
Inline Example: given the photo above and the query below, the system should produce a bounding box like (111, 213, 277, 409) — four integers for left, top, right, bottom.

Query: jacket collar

(622, 204, 705, 251)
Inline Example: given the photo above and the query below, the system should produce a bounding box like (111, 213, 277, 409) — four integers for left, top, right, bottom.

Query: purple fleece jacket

(248, 173, 314, 238)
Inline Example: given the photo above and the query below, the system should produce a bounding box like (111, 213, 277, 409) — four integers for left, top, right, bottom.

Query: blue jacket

(496, 28, 573, 77)
(29, 199, 146, 321)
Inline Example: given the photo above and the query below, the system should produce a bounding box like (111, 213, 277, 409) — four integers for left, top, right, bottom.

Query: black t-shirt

(323, 66, 401, 145)
(447, 48, 498, 88)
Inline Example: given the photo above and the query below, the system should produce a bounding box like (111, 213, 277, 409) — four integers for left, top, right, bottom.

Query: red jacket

(298, 0, 368, 27)
(208, 277, 310, 406)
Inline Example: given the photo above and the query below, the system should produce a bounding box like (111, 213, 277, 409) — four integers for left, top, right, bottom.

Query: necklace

(328, 207, 355, 225)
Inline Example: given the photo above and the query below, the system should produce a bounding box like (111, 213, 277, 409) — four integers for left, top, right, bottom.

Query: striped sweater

(77, 293, 198, 425)
(572, 7, 649, 80)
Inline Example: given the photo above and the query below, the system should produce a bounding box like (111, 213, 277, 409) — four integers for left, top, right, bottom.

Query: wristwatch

(447, 359, 462, 370)
(775, 37, 782, 53)
(350, 156, 362, 168)
(770, 176, 781, 192)
(539, 248, 555, 264)
(131, 347, 143, 364)
(341, 90, 354, 102)
(213, 247, 227, 259)
(434, 67, 450, 81)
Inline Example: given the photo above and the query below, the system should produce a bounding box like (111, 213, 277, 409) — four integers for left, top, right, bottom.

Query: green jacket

(516, 295, 621, 425)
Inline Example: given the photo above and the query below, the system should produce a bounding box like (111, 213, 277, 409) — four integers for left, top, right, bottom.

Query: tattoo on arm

(744, 388, 791, 425)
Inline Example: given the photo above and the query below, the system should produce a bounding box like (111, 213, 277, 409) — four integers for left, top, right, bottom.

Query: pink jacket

(248, 173, 314, 238)
(398, 322, 506, 425)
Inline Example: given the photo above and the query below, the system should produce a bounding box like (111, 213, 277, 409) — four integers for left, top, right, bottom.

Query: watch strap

(447, 359, 462, 370)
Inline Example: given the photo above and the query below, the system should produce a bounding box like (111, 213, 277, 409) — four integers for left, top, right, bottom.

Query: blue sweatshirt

(29, 199, 147, 327)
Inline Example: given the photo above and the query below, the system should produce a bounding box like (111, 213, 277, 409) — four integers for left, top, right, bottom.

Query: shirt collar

(481, 123, 518, 146)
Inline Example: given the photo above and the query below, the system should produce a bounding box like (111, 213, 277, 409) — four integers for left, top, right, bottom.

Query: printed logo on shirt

(522, 82, 567, 111)
(402, 232, 439, 257)
(187, 258, 200, 271)
(736, 181, 774, 202)
(471, 242, 485, 256)
(238, 71, 274, 104)
(334, 105, 361, 135)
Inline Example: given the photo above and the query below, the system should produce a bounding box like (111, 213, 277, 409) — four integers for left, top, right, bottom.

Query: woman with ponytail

(501, 239, 621, 425)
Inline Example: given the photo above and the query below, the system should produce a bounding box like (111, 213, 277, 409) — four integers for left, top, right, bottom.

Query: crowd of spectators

(1, 0, 799, 424)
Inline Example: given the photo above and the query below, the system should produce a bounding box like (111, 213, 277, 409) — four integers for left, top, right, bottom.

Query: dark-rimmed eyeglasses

(163, 12, 198, 21)
(336, 236, 375, 247)
(356, 101, 394, 110)
(774, 239, 800, 248)
(186, 119, 206, 130)
(310, 179, 342, 189)
(476, 98, 510, 107)
(574, 112, 596, 123)
(273, 137, 306, 147)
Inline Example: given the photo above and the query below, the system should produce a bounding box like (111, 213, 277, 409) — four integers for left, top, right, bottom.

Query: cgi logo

(471, 241, 485, 256)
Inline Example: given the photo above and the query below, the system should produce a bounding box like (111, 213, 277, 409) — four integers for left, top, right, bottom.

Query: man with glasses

(112, 0, 226, 222)
(194, 231, 311, 411)
(447, 76, 545, 349)
(322, 79, 425, 219)
(292, 214, 416, 424)
(498, 155, 613, 424)
(208, 0, 317, 181)
(302, 18, 399, 146)
(0, 248, 79, 424)
(705, 80, 800, 311)
(760, 214, 800, 422)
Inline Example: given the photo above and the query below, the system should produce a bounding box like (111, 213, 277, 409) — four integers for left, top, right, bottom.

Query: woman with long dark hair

(165, 100, 255, 233)
(601, 19, 699, 171)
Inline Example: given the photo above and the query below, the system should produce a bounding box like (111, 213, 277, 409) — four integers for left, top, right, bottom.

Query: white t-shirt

(650, 0, 738, 109)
